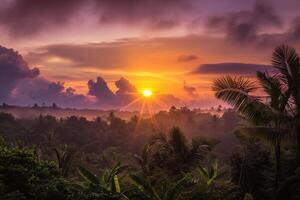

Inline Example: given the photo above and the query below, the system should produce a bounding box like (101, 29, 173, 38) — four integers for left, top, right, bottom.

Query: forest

(1, 45, 300, 200)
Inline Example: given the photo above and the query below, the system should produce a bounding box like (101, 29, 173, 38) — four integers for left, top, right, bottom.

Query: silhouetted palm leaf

(272, 45, 300, 109)
(272, 45, 300, 85)
(238, 127, 291, 145)
(212, 76, 274, 125)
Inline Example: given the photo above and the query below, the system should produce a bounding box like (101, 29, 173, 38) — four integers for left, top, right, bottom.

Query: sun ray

(119, 96, 143, 110)
(152, 98, 170, 110)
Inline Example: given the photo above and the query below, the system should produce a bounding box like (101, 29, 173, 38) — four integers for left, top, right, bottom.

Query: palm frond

(238, 127, 291, 145)
(213, 76, 274, 125)
(272, 45, 300, 85)
(169, 127, 188, 157)
(256, 71, 283, 109)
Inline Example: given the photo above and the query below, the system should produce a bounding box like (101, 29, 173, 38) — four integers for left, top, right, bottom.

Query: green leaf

(164, 175, 191, 200)
(130, 175, 158, 199)
(78, 166, 99, 185)
(112, 175, 121, 193)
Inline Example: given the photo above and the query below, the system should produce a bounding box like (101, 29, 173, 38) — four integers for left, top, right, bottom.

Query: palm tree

(271, 45, 300, 163)
(129, 174, 191, 200)
(150, 127, 211, 173)
(134, 144, 152, 176)
(212, 46, 296, 190)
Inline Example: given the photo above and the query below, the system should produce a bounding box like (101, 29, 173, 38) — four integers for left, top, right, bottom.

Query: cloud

(26, 34, 278, 74)
(88, 77, 115, 104)
(115, 77, 137, 95)
(206, 0, 282, 43)
(0, 45, 87, 107)
(12, 78, 87, 107)
(183, 82, 198, 98)
(87, 77, 137, 107)
(0, 46, 39, 101)
(192, 63, 272, 75)
(0, 0, 85, 37)
(26, 43, 128, 69)
(92, 0, 192, 26)
(177, 54, 198, 62)
(0, 0, 193, 37)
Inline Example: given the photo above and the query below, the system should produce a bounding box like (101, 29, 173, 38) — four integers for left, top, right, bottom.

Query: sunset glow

(0, 0, 299, 110)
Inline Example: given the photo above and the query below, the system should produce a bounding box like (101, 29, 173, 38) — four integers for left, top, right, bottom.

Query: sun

(143, 89, 152, 97)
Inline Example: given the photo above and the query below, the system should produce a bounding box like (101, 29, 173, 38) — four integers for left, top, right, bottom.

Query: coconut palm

(212, 46, 296, 190)
(150, 127, 211, 173)
(271, 45, 300, 163)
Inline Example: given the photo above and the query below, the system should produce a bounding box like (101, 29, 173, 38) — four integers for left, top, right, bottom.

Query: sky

(1, 0, 300, 110)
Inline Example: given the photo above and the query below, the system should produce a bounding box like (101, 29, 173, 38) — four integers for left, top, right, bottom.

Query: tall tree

(271, 45, 300, 163)
(212, 45, 298, 190)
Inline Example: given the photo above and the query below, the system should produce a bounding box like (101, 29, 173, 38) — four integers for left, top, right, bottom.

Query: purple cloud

(206, 0, 282, 43)
(0, 0, 192, 37)
(192, 63, 272, 75)
(0, 46, 39, 101)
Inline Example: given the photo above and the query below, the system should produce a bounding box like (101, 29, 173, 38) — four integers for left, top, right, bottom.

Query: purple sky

(0, 0, 300, 110)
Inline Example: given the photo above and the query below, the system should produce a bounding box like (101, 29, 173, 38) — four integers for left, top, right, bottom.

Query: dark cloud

(0, 0, 192, 37)
(88, 77, 115, 103)
(0, 45, 87, 107)
(177, 54, 198, 62)
(94, 0, 191, 24)
(87, 77, 139, 107)
(192, 63, 272, 75)
(183, 82, 198, 97)
(206, 0, 282, 43)
(0, 0, 85, 37)
(11, 78, 87, 107)
(114, 77, 138, 106)
(0, 46, 39, 101)
(115, 77, 137, 95)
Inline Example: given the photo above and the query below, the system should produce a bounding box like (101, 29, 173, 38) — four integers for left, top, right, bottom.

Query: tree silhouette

(212, 45, 298, 191)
